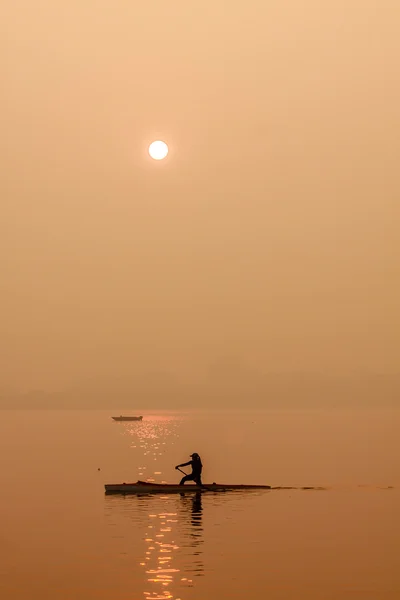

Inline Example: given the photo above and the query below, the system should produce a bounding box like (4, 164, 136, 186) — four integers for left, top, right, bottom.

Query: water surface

(0, 409, 398, 599)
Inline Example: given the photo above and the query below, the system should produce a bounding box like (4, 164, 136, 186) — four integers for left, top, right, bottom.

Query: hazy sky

(1, 1, 399, 399)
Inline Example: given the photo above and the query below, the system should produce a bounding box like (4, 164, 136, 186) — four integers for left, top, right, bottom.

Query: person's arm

(175, 460, 192, 469)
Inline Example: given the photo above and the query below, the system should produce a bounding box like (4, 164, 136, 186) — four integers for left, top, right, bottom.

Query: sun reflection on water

(110, 415, 204, 598)
(117, 415, 182, 481)
(140, 495, 202, 599)
(134, 493, 204, 600)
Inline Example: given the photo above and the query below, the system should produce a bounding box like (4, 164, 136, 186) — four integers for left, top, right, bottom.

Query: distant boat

(111, 415, 143, 422)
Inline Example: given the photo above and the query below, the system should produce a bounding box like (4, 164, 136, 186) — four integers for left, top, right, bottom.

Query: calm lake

(0, 408, 398, 599)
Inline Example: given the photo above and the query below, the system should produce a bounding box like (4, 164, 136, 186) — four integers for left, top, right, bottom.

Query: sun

(148, 140, 168, 160)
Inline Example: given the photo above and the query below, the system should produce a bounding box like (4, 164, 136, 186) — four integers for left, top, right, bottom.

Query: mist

(1, 1, 399, 408)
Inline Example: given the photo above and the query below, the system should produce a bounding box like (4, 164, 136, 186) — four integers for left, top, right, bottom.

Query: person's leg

(194, 475, 203, 486)
(180, 474, 195, 485)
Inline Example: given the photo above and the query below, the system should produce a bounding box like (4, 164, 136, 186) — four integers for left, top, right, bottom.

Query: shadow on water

(104, 484, 396, 599)
(177, 492, 204, 577)
(104, 491, 206, 599)
(104, 487, 282, 598)
(104, 478, 334, 600)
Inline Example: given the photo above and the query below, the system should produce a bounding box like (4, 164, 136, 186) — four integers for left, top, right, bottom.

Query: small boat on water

(105, 480, 271, 494)
(111, 415, 143, 421)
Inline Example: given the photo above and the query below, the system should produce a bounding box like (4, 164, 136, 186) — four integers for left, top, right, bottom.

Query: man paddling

(175, 453, 203, 486)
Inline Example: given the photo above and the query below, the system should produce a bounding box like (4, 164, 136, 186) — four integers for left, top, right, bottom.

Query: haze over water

(2, 2, 399, 598)
(1, 1, 399, 406)
(1, 409, 398, 600)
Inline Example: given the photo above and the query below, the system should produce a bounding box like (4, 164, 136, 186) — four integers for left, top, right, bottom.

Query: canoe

(111, 416, 143, 421)
(105, 480, 271, 494)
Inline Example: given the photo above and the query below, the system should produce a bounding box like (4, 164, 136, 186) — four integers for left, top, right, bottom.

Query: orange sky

(1, 1, 399, 400)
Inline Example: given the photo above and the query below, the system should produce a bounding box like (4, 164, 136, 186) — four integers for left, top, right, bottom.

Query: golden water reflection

(113, 415, 204, 597)
(140, 492, 204, 599)
(119, 416, 182, 481)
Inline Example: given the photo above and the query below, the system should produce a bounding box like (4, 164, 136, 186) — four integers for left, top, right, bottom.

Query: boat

(111, 415, 143, 421)
(105, 480, 271, 494)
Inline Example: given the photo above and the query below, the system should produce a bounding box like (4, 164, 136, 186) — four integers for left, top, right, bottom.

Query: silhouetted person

(175, 453, 203, 485)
